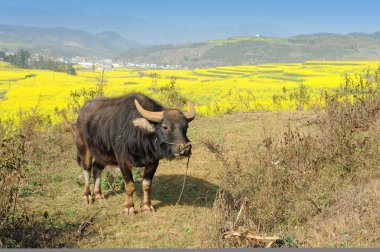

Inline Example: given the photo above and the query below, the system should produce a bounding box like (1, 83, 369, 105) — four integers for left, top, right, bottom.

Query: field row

(0, 60, 379, 124)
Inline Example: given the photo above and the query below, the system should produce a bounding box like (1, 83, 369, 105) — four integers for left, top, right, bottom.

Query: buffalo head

(133, 99, 195, 159)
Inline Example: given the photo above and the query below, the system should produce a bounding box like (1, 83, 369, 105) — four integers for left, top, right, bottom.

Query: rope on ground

(175, 155, 191, 206)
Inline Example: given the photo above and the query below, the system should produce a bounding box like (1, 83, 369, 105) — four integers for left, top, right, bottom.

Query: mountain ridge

(0, 24, 141, 57)
(118, 32, 380, 68)
(1, 23, 380, 68)
(0, 6, 292, 44)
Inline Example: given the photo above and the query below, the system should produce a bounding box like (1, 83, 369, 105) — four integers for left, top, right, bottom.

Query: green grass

(3, 108, 379, 248)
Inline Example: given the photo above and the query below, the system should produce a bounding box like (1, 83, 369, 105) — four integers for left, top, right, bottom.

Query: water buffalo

(75, 93, 195, 215)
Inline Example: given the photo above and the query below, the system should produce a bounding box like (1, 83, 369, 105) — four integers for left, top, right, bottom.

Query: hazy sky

(1, 0, 380, 34)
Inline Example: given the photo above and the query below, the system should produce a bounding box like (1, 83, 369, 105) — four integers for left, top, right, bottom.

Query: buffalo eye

(162, 124, 170, 131)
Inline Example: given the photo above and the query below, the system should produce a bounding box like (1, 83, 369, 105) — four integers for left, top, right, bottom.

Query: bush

(0, 122, 27, 224)
(149, 78, 187, 109)
(0, 109, 77, 247)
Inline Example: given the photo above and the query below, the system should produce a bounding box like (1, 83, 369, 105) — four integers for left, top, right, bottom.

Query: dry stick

(265, 240, 275, 248)
(222, 231, 281, 248)
(234, 197, 248, 227)
(235, 202, 244, 222)
(78, 208, 102, 235)
(308, 198, 322, 213)
(245, 234, 280, 241)
(222, 231, 279, 240)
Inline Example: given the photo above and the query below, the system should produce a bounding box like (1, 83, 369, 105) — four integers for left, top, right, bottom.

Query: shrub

(149, 78, 187, 109)
(0, 122, 27, 223)
(0, 108, 76, 247)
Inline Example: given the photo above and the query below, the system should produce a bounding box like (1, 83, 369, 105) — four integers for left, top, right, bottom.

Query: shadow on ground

(150, 174, 219, 209)
(101, 174, 220, 209)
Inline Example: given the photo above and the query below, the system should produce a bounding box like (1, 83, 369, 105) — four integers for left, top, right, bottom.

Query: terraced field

(1, 60, 380, 123)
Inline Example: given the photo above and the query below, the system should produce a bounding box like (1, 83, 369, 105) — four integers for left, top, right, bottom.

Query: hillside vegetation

(2, 23, 380, 65)
(119, 33, 380, 68)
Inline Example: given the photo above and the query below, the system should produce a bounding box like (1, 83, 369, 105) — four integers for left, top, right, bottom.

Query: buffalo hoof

(122, 206, 136, 216)
(94, 193, 106, 201)
(140, 204, 155, 213)
(83, 195, 93, 205)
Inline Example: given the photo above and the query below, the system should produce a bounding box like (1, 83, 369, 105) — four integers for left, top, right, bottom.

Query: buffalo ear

(132, 118, 156, 133)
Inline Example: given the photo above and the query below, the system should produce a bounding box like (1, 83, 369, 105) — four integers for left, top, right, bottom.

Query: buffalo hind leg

(119, 161, 135, 216)
(141, 161, 158, 212)
(81, 149, 93, 204)
(93, 161, 106, 201)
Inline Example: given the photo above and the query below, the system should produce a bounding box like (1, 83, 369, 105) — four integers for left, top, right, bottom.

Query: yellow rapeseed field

(0, 60, 379, 124)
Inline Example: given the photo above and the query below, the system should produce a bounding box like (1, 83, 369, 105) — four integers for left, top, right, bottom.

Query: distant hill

(118, 32, 380, 68)
(0, 6, 292, 44)
(2, 23, 380, 67)
(0, 24, 141, 57)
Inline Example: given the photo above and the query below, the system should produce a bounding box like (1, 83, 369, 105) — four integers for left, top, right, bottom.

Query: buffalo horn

(134, 99, 164, 123)
(183, 102, 196, 122)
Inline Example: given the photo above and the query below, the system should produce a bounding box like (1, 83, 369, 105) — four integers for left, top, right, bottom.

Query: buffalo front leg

(119, 161, 135, 216)
(141, 161, 158, 212)
(93, 161, 106, 201)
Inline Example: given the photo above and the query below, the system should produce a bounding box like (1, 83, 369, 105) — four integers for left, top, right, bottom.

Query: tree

(67, 64, 77, 75)
(3, 50, 30, 68)
(17, 50, 30, 68)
